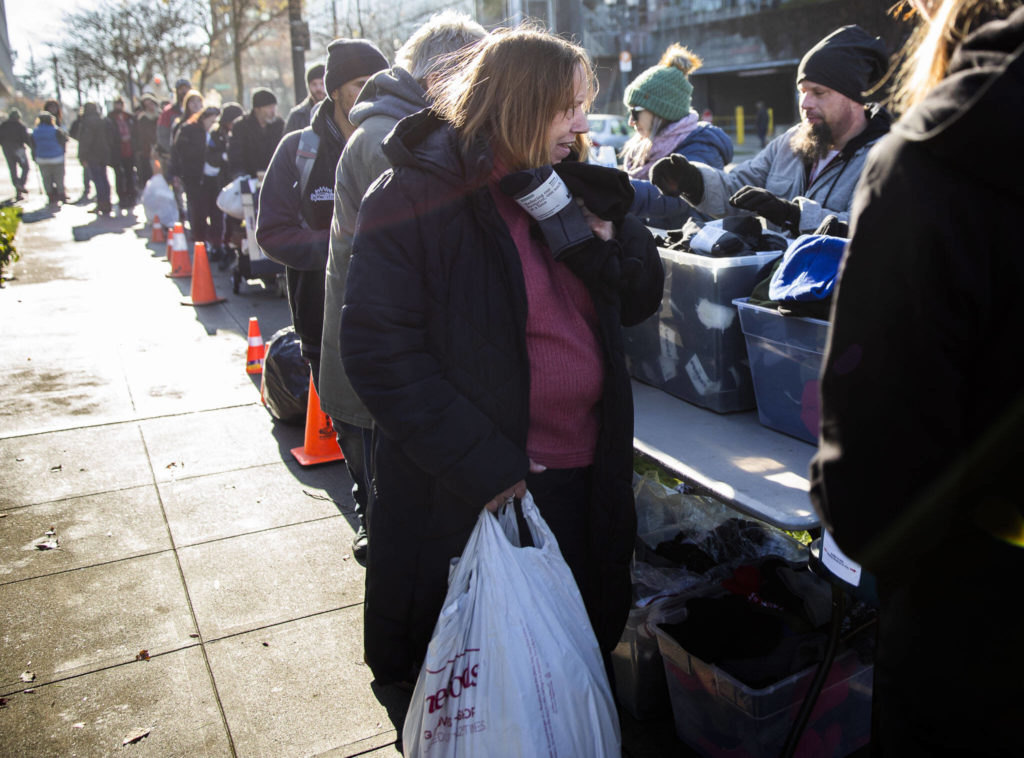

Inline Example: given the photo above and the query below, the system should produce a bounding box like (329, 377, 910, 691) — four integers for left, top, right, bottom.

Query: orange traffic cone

(180, 240, 227, 306)
(167, 222, 185, 261)
(291, 375, 345, 466)
(167, 240, 195, 279)
(245, 316, 265, 374)
(151, 215, 166, 243)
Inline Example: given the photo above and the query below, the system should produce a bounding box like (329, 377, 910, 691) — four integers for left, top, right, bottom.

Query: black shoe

(352, 524, 368, 562)
(207, 246, 224, 263)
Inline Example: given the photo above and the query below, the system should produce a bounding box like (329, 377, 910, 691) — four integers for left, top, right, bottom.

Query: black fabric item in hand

(649, 154, 704, 202)
(728, 185, 801, 232)
(560, 236, 623, 302)
(552, 161, 634, 224)
(499, 166, 594, 259)
(814, 213, 849, 238)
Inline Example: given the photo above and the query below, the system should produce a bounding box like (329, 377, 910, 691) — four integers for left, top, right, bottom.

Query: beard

(790, 119, 834, 163)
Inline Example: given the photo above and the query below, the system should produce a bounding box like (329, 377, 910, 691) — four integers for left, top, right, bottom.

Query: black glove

(728, 186, 801, 233)
(813, 214, 849, 238)
(499, 166, 593, 260)
(553, 161, 634, 224)
(560, 237, 623, 302)
(649, 154, 704, 202)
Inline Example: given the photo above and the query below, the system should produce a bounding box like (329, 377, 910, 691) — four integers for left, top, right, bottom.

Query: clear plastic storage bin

(733, 297, 830, 444)
(624, 249, 781, 413)
(654, 614, 873, 757)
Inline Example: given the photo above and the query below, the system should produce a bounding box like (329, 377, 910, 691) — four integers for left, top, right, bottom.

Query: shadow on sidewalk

(72, 212, 138, 241)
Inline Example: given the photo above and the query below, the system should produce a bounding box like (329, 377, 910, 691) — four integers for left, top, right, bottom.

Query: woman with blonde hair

(340, 25, 663, 687)
(621, 43, 732, 228)
(810, 0, 1024, 753)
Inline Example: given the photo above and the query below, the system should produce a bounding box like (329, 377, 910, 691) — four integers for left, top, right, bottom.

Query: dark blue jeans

(88, 164, 111, 209)
(3, 147, 29, 192)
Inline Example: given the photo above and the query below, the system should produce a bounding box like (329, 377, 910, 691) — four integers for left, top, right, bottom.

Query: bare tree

(209, 0, 289, 101)
(57, 0, 206, 104)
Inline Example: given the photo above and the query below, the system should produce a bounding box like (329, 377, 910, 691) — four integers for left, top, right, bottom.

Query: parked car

(587, 113, 630, 158)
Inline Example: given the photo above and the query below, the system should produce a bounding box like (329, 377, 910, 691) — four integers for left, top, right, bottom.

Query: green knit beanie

(624, 44, 701, 122)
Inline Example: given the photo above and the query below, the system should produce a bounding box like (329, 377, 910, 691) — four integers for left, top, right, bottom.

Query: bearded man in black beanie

(651, 25, 892, 237)
(256, 39, 388, 560)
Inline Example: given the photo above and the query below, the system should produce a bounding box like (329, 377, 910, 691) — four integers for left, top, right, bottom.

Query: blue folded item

(768, 234, 847, 302)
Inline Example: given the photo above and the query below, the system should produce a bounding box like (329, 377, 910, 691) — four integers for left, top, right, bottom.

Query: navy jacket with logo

(257, 100, 345, 359)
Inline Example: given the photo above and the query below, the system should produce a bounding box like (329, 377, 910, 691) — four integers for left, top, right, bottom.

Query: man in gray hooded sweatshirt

(319, 10, 486, 560)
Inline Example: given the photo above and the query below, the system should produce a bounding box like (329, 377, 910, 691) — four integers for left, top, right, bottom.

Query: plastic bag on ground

(403, 492, 620, 758)
(261, 327, 309, 425)
(141, 174, 178, 226)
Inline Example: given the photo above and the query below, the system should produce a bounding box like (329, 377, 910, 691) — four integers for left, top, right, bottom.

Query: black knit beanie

(306, 63, 325, 84)
(219, 102, 244, 127)
(251, 88, 277, 109)
(797, 25, 888, 104)
(324, 38, 388, 94)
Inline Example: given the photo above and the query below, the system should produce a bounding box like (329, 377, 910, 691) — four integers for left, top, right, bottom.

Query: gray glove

(499, 166, 594, 260)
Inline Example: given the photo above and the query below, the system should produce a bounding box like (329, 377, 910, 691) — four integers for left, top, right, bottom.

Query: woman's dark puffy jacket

(170, 121, 208, 187)
(341, 109, 664, 683)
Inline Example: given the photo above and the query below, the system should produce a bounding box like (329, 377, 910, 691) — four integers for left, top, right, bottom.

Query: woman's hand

(484, 460, 547, 512)
(577, 199, 613, 240)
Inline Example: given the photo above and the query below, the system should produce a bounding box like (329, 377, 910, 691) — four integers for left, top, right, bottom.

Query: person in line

(42, 100, 63, 127)
(0, 108, 32, 201)
(651, 25, 891, 236)
(621, 43, 733, 229)
(172, 105, 221, 250)
(340, 25, 664, 686)
(76, 103, 113, 216)
(155, 78, 192, 164)
(284, 63, 327, 134)
(31, 111, 68, 208)
(200, 102, 243, 265)
(228, 89, 284, 179)
(68, 107, 93, 204)
(320, 10, 487, 561)
(106, 97, 137, 210)
(809, 0, 1024, 754)
(256, 41, 389, 534)
(42, 101, 66, 203)
(755, 100, 769, 148)
(133, 94, 160, 188)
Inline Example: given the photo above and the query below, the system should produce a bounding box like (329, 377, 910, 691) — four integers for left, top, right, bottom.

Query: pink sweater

(489, 180, 603, 469)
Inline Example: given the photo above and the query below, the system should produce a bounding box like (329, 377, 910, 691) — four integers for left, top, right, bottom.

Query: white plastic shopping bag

(403, 492, 620, 758)
(141, 174, 178, 226)
(216, 175, 259, 220)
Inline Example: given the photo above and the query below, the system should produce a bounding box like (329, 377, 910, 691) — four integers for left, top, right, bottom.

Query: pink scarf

(624, 111, 701, 180)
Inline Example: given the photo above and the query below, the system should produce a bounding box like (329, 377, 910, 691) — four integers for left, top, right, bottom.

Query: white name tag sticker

(513, 171, 572, 220)
(821, 531, 862, 586)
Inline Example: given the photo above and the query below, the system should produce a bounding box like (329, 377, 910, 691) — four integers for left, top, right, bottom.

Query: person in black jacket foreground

(340, 25, 664, 688)
(809, 0, 1024, 754)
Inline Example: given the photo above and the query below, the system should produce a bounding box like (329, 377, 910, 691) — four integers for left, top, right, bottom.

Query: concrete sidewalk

(0, 165, 686, 756)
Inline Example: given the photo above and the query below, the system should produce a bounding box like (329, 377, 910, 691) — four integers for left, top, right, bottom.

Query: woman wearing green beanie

(622, 44, 733, 229)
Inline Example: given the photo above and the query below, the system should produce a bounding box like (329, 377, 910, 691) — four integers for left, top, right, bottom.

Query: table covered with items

(619, 222, 874, 757)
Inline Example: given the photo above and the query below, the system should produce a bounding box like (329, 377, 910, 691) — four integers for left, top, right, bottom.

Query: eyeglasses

(629, 106, 645, 121)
